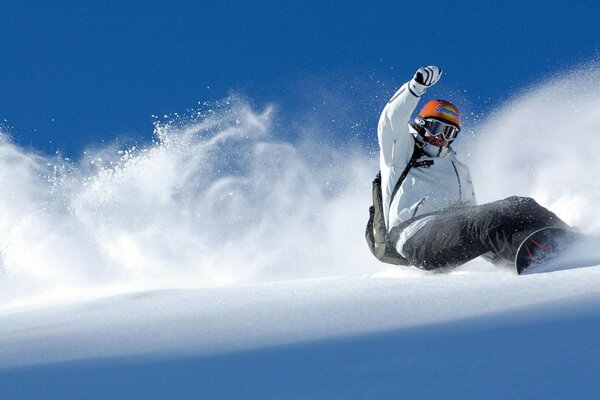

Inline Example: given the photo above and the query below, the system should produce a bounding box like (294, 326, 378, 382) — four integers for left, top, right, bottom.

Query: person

(375, 65, 568, 271)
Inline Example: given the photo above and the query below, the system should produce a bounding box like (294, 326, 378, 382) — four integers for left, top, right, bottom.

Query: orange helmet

(417, 99, 461, 128)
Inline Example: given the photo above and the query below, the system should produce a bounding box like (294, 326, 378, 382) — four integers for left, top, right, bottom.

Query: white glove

(409, 66, 442, 97)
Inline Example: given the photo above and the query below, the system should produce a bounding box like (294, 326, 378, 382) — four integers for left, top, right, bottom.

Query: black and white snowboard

(515, 227, 581, 274)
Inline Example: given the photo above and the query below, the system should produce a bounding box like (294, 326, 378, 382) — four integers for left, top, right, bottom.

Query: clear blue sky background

(1, 0, 599, 156)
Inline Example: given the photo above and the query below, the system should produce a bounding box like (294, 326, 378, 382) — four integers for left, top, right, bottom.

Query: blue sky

(1, 0, 599, 156)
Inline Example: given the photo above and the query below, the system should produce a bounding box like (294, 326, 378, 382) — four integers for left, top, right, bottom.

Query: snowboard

(515, 227, 580, 275)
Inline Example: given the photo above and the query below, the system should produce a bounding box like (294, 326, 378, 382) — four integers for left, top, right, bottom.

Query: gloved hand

(409, 66, 442, 97)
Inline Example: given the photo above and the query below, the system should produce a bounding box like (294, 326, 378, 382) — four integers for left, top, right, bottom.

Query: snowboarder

(371, 65, 569, 271)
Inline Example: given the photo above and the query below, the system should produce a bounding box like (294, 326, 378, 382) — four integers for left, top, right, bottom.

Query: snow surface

(1, 63, 600, 399)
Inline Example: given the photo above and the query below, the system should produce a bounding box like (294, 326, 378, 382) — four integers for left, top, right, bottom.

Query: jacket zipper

(411, 197, 426, 218)
(451, 161, 463, 202)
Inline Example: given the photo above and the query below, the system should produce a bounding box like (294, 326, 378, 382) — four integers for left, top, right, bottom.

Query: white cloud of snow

(1, 62, 599, 312)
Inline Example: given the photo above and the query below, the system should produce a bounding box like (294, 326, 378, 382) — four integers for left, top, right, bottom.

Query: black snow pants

(400, 196, 569, 271)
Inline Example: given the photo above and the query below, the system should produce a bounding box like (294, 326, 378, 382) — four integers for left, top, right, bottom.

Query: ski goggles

(417, 117, 460, 141)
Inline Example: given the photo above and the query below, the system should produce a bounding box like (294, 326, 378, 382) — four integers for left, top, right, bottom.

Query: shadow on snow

(1, 295, 600, 400)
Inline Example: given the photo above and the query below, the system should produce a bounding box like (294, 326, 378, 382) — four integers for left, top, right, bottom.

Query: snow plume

(466, 61, 600, 232)
(2, 62, 600, 307)
(0, 98, 380, 307)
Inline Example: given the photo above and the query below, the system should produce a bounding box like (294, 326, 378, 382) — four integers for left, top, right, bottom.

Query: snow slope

(2, 265, 600, 399)
(1, 63, 600, 398)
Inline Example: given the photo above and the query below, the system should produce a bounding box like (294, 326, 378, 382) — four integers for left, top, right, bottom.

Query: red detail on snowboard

(515, 227, 577, 274)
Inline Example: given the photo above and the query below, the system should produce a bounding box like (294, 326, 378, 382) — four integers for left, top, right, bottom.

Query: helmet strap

(412, 122, 427, 136)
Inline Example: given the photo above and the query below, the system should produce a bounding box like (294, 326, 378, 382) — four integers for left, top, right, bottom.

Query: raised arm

(377, 66, 442, 167)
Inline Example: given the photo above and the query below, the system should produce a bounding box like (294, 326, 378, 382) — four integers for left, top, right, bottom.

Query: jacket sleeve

(377, 81, 422, 168)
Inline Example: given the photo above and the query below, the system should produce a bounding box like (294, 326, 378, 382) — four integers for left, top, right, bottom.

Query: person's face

(423, 131, 450, 147)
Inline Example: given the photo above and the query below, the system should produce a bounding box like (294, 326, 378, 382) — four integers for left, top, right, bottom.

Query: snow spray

(1, 62, 600, 307)
(466, 61, 600, 231)
(0, 98, 378, 307)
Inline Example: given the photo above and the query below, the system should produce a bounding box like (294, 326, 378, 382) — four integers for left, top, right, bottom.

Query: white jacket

(378, 81, 477, 243)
